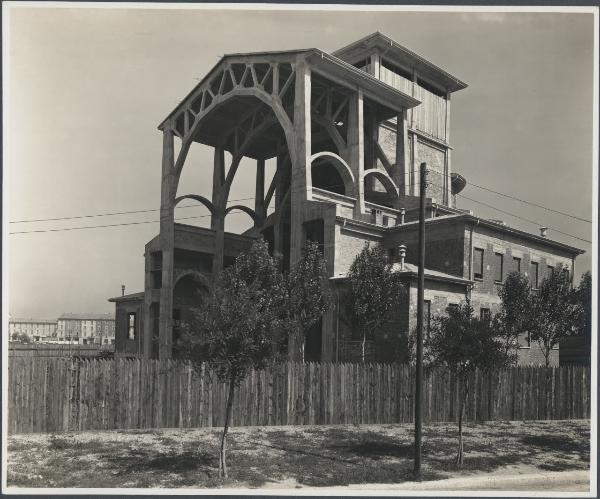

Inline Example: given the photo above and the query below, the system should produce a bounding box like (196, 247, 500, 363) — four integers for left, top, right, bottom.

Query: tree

(529, 264, 582, 367)
(284, 241, 332, 362)
(573, 271, 592, 336)
(178, 239, 285, 478)
(345, 243, 405, 362)
(425, 300, 512, 467)
(492, 271, 532, 362)
(11, 332, 31, 343)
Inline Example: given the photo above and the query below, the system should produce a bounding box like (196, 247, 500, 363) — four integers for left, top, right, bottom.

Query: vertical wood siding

(7, 358, 591, 434)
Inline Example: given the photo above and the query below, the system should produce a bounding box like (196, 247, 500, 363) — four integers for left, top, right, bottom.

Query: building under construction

(110, 32, 583, 366)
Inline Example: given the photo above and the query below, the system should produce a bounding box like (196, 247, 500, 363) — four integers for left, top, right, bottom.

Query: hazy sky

(4, 5, 595, 319)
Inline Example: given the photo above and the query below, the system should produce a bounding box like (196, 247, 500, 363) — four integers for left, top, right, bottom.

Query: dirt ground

(6, 419, 590, 489)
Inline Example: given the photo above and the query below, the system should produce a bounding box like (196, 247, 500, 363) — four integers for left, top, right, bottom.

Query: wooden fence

(7, 358, 591, 434)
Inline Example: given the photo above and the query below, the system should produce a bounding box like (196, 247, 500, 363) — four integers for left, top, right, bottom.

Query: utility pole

(414, 162, 427, 478)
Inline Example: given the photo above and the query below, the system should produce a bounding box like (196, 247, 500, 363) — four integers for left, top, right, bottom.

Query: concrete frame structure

(110, 33, 583, 366)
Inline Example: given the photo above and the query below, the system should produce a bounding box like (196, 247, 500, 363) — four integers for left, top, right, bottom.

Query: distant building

(56, 313, 116, 345)
(8, 318, 57, 343)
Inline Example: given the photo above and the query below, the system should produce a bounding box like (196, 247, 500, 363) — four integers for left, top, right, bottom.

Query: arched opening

(310, 152, 355, 197)
(172, 272, 208, 358)
(363, 169, 399, 208)
(312, 161, 346, 195)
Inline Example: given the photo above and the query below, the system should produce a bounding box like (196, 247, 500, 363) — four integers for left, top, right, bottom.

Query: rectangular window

(547, 265, 554, 278)
(494, 253, 503, 282)
(424, 300, 431, 337)
(480, 308, 491, 324)
(127, 312, 136, 340)
(531, 262, 539, 288)
(447, 303, 459, 314)
(563, 267, 570, 282)
(513, 257, 521, 273)
(473, 248, 484, 280)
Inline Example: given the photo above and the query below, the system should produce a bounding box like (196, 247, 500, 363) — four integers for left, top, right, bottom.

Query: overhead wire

(9, 171, 591, 244)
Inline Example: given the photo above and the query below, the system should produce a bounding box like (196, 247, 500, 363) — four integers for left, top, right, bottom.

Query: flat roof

(389, 213, 585, 256)
(58, 313, 115, 321)
(108, 292, 145, 303)
(331, 262, 471, 286)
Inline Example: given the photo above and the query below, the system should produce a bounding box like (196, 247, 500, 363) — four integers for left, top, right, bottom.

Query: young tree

(284, 241, 332, 361)
(529, 264, 582, 367)
(178, 239, 285, 478)
(345, 243, 405, 362)
(492, 271, 532, 362)
(425, 300, 512, 467)
(573, 271, 592, 336)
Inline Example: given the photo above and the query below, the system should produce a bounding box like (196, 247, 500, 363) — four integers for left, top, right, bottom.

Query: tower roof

(333, 32, 468, 94)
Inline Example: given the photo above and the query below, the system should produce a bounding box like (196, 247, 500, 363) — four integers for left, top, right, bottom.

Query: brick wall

(333, 224, 382, 276)
(384, 220, 466, 277)
(517, 343, 559, 367)
(417, 140, 446, 204)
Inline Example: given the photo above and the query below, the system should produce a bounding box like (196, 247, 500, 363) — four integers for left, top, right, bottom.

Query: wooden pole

(414, 162, 427, 478)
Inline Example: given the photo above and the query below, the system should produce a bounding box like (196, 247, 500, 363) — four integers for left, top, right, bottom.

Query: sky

(4, 5, 596, 320)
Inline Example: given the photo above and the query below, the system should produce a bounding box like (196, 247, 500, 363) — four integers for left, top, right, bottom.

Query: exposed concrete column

(444, 91, 452, 206)
(394, 109, 409, 198)
(289, 57, 312, 268)
(255, 158, 265, 223)
(273, 153, 286, 257)
(158, 129, 176, 360)
(411, 134, 419, 197)
(347, 88, 365, 216)
(364, 110, 378, 193)
(369, 51, 381, 79)
(211, 146, 226, 277)
(410, 68, 420, 198)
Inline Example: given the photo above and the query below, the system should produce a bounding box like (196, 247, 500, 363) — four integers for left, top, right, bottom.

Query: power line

(423, 177, 591, 244)
(11, 169, 590, 229)
(468, 181, 591, 223)
(423, 169, 591, 224)
(8, 210, 268, 235)
(449, 188, 592, 245)
(9, 196, 256, 224)
(9, 176, 591, 244)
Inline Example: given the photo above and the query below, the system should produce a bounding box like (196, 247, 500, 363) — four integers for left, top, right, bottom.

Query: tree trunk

(455, 375, 469, 468)
(219, 378, 236, 478)
(361, 333, 366, 363)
